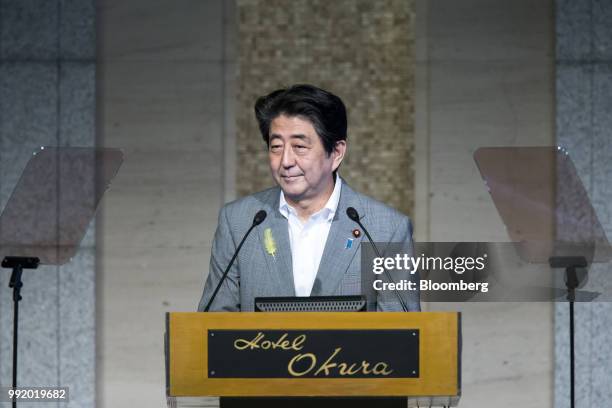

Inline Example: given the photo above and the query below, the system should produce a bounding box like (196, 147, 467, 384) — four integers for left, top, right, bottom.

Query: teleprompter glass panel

(0, 147, 123, 265)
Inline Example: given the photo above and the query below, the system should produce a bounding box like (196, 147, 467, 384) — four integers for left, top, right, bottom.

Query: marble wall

(96, 1, 234, 407)
(554, 0, 612, 406)
(236, 0, 416, 216)
(420, 0, 554, 407)
(0, 0, 96, 407)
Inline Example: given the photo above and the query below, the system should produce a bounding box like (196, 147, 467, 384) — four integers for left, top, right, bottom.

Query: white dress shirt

(279, 178, 342, 296)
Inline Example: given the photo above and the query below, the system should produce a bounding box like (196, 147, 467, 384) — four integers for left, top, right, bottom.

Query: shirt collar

(279, 176, 342, 222)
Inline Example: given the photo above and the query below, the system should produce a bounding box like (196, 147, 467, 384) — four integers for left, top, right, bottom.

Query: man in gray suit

(198, 84, 419, 312)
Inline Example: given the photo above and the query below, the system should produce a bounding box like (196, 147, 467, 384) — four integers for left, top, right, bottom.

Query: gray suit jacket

(198, 180, 420, 312)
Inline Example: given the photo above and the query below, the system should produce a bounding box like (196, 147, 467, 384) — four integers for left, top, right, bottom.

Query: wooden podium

(166, 312, 461, 407)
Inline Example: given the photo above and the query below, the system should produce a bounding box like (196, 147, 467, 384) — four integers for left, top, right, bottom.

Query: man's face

(268, 115, 345, 205)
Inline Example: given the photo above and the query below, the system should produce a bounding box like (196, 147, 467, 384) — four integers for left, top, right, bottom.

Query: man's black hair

(254, 84, 347, 155)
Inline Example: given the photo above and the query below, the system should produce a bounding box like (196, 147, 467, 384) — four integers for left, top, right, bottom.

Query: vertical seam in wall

(0, 0, 3, 376)
(0, 0, 2, 58)
(589, 0, 594, 196)
(95, 0, 104, 406)
(550, 2, 557, 405)
(414, 0, 431, 244)
(55, 1, 62, 403)
(552, 0, 557, 148)
(425, 0, 431, 242)
(553, 2, 564, 406)
(588, 0, 594, 403)
(223, 0, 237, 203)
(221, 0, 227, 207)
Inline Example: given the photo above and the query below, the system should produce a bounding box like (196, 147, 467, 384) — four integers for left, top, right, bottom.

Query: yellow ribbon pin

(264, 228, 277, 258)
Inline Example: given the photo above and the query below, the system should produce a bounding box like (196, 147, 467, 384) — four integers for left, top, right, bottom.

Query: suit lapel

(256, 190, 295, 296)
(310, 181, 364, 296)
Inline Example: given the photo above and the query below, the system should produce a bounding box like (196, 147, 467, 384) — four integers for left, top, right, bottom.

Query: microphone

(253, 210, 267, 225)
(203, 210, 267, 311)
(346, 207, 409, 312)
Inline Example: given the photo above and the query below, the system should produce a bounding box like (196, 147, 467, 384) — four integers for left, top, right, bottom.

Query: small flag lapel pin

(346, 238, 354, 249)
(264, 228, 277, 258)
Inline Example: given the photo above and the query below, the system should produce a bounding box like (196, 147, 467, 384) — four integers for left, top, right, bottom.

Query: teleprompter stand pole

(549, 256, 587, 408)
(3, 256, 40, 408)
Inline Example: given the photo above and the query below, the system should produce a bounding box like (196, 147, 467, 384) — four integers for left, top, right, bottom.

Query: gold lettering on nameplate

(232, 332, 395, 377)
(234, 332, 306, 351)
(287, 353, 317, 376)
(288, 347, 393, 377)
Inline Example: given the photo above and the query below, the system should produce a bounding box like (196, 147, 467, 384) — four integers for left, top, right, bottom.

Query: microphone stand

(3, 256, 40, 408)
(549, 255, 587, 408)
(346, 207, 409, 312)
(203, 211, 266, 312)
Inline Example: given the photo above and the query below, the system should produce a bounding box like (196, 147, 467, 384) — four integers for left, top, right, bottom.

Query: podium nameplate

(208, 329, 419, 378)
